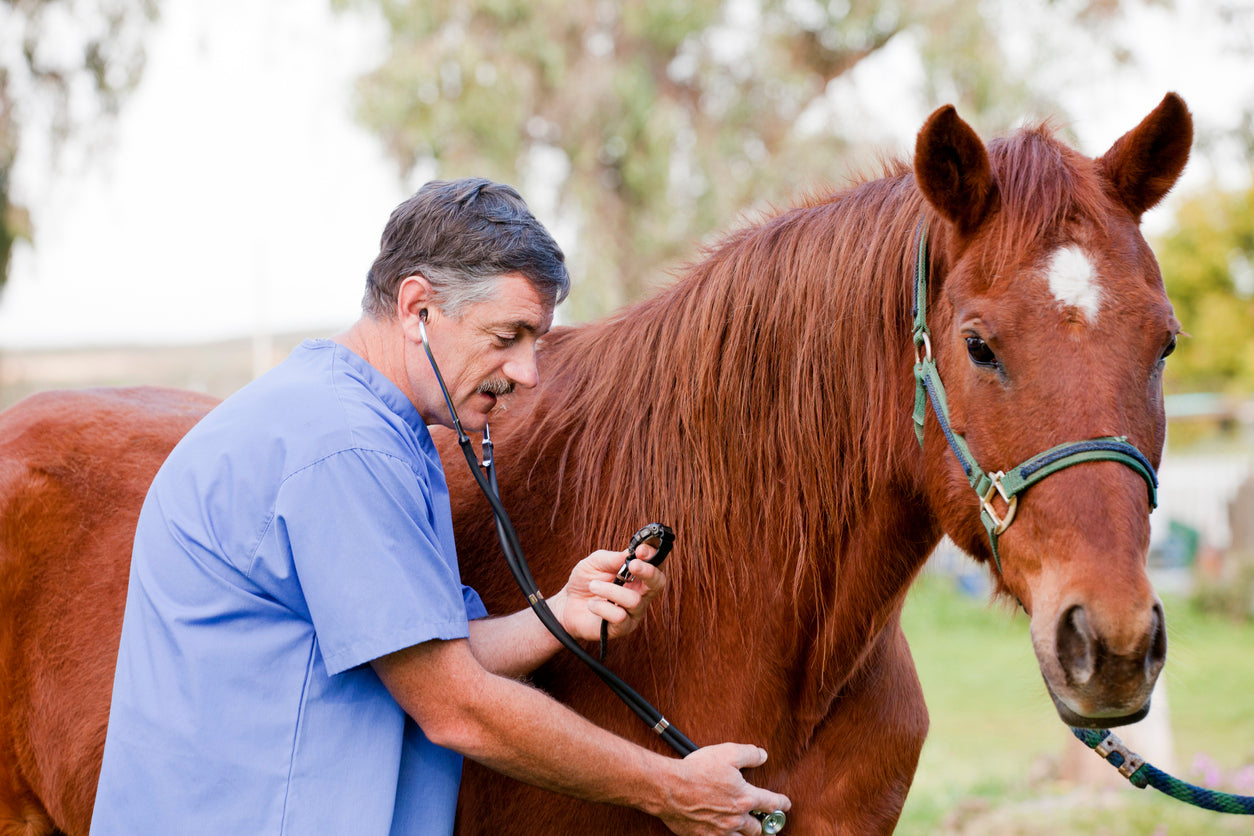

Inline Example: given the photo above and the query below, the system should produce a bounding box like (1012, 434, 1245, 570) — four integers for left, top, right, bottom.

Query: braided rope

(1072, 727, 1254, 814)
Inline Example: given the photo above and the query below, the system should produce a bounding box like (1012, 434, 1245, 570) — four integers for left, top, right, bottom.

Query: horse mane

(515, 119, 1106, 638)
(518, 168, 924, 627)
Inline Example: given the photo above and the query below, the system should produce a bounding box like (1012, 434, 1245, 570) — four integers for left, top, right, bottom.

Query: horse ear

(914, 105, 1000, 237)
(1097, 92, 1193, 220)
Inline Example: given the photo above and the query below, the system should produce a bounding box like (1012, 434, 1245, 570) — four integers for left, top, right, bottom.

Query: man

(92, 178, 789, 835)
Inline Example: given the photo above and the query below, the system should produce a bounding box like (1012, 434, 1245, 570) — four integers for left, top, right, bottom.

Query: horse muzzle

(1032, 598, 1167, 729)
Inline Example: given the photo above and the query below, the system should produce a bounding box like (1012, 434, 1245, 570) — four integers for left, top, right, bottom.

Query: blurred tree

(0, 0, 159, 290)
(1156, 176, 1254, 395)
(341, 0, 1146, 319)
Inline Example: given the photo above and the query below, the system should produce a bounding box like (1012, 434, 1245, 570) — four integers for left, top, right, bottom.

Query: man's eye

(494, 333, 518, 346)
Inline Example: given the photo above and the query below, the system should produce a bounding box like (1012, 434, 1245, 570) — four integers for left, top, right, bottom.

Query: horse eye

(1160, 334, 1177, 361)
(966, 336, 998, 367)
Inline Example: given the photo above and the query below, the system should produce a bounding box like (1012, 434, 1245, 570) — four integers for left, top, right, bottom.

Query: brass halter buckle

(979, 471, 1019, 535)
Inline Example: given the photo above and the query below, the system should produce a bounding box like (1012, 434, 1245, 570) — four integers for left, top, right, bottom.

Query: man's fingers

(626, 558, 659, 580)
(580, 548, 666, 587)
(632, 542, 659, 563)
(587, 598, 627, 625)
(582, 548, 627, 573)
(590, 579, 643, 605)
(729, 744, 769, 770)
(753, 789, 792, 816)
(721, 744, 793, 813)
(624, 560, 666, 598)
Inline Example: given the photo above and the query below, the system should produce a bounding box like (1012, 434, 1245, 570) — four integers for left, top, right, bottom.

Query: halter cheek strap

(909, 221, 1159, 574)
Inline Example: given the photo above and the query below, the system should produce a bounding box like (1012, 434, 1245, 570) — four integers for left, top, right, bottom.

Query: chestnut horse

(0, 95, 1190, 835)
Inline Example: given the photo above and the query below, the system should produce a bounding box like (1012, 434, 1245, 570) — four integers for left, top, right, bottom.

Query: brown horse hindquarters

(0, 388, 214, 836)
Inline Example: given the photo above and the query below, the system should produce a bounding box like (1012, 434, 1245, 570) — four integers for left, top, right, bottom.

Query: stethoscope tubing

(418, 314, 696, 753)
(418, 315, 785, 832)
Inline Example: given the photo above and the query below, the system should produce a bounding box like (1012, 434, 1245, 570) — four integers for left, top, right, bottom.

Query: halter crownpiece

(909, 220, 1159, 573)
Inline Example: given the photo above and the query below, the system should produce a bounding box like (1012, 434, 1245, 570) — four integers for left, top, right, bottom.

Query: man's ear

(397, 274, 436, 342)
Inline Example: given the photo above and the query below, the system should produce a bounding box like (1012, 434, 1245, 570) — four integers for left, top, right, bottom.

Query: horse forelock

(976, 123, 1120, 282)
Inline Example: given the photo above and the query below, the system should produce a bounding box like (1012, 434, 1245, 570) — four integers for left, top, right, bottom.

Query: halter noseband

(909, 221, 1159, 574)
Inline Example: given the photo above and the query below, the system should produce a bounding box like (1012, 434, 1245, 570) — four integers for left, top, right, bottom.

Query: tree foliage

(1156, 176, 1254, 395)
(0, 0, 159, 289)
(345, 0, 1139, 320)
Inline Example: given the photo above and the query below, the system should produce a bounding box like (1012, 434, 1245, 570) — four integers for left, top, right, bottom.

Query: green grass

(897, 572, 1254, 834)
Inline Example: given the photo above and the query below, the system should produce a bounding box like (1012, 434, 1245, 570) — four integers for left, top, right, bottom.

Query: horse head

(913, 94, 1191, 728)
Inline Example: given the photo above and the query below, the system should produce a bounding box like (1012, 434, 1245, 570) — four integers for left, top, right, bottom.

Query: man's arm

(468, 547, 664, 679)
(371, 637, 790, 836)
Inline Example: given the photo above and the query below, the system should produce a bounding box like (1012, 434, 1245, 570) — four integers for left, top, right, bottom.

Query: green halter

(909, 221, 1159, 574)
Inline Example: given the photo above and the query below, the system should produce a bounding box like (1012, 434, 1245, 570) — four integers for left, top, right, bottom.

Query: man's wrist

(615, 746, 677, 817)
(539, 588, 570, 648)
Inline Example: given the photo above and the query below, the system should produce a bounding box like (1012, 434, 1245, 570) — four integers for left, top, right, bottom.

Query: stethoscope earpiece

(417, 314, 466, 441)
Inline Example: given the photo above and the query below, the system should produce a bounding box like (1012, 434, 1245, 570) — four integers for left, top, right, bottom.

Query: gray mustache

(477, 379, 513, 396)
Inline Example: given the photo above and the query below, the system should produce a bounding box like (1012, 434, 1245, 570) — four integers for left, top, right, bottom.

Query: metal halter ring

(914, 331, 933, 365)
(979, 471, 1018, 535)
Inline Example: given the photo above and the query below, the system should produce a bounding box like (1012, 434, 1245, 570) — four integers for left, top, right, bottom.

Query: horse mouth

(1044, 685, 1151, 729)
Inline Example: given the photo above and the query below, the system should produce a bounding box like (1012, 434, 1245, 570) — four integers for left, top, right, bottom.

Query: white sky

(0, 0, 407, 348)
(1, 0, 1250, 349)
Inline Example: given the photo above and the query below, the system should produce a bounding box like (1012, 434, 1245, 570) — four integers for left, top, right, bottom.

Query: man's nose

(503, 350, 540, 389)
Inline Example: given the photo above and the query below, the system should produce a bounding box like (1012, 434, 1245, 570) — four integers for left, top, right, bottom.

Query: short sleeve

(272, 448, 474, 675)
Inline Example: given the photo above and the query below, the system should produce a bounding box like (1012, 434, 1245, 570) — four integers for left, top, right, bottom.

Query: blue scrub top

(92, 340, 488, 835)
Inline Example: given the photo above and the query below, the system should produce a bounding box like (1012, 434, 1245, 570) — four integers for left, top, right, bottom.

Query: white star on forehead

(1046, 245, 1103, 321)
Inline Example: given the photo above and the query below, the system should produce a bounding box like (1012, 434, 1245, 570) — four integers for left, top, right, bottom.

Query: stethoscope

(418, 312, 786, 834)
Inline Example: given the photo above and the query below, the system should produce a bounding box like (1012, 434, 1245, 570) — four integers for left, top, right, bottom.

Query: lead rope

(1072, 727, 1254, 814)
(417, 316, 786, 833)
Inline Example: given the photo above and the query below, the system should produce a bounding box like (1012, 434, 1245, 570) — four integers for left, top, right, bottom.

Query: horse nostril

(1147, 601, 1167, 677)
(1056, 604, 1096, 686)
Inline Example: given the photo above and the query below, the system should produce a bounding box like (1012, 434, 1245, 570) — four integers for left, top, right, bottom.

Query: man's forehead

(482, 273, 555, 333)
(527, 305, 556, 336)
(490, 312, 552, 336)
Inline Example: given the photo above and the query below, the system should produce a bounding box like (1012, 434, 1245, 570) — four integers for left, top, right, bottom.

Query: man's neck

(333, 316, 435, 421)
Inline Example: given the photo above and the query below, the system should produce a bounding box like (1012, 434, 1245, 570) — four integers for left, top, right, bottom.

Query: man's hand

(549, 543, 667, 643)
(655, 744, 792, 836)
(375, 638, 790, 835)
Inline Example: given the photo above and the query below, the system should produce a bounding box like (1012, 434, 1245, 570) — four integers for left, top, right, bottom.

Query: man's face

(420, 272, 553, 432)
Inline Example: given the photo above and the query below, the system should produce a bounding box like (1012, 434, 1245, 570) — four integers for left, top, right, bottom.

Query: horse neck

(521, 175, 941, 658)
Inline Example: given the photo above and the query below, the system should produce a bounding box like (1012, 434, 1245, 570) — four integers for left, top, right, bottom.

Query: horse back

(0, 386, 215, 835)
